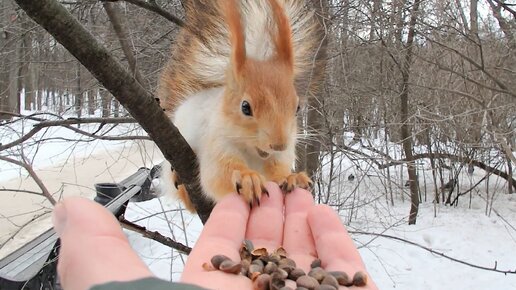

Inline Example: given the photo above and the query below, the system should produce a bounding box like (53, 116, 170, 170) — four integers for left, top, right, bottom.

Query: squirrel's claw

(232, 169, 268, 208)
(261, 185, 269, 197)
(278, 171, 312, 193)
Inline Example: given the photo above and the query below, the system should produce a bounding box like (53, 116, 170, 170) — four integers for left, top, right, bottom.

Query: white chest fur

(172, 87, 224, 153)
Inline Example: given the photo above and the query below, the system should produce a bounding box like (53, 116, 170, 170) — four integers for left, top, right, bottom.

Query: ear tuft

(267, 0, 294, 70)
(224, 0, 246, 76)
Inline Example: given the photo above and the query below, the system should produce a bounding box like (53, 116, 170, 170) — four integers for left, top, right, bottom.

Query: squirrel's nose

(270, 144, 287, 151)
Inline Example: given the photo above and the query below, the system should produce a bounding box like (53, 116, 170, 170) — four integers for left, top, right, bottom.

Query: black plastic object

(94, 182, 125, 217)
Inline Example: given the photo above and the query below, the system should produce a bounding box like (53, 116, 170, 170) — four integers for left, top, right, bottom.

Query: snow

(1, 112, 515, 289)
(122, 175, 516, 290)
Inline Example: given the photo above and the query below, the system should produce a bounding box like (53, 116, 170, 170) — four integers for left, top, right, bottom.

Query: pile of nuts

(202, 240, 368, 290)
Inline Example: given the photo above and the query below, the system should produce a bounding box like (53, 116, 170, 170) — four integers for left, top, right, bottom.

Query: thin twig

(0, 155, 57, 205)
(351, 231, 516, 275)
(103, 0, 185, 28)
(0, 117, 140, 151)
(119, 216, 192, 255)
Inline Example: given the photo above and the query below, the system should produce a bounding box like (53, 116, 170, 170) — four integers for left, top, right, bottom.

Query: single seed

(241, 259, 250, 276)
(320, 274, 339, 288)
(276, 268, 289, 280)
(296, 275, 319, 290)
(308, 267, 326, 283)
(310, 259, 322, 269)
(270, 271, 286, 290)
(243, 239, 255, 252)
(259, 255, 270, 264)
(328, 271, 351, 286)
(289, 268, 306, 280)
(264, 261, 278, 274)
(274, 247, 288, 258)
(252, 247, 269, 258)
(253, 273, 271, 290)
(279, 257, 296, 266)
(279, 264, 295, 274)
(314, 285, 336, 290)
(352, 271, 368, 287)
(268, 254, 281, 264)
(240, 242, 253, 262)
(250, 271, 261, 281)
(279, 287, 294, 290)
(219, 259, 243, 274)
(210, 255, 230, 269)
(202, 262, 215, 271)
(252, 259, 265, 267)
(249, 263, 264, 277)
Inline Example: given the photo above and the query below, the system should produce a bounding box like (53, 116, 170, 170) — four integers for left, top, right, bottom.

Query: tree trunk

(296, 0, 329, 181)
(88, 89, 96, 115)
(400, 0, 421, 225)
(74, 62, 82, 118)
(0, 1, 12, 120)
(100, 88, 111, 117)
(8, 37, 22, 116)
(508, 157, 514, 194)
(18, 17, 34, 111)
(103, 1, 145, 86)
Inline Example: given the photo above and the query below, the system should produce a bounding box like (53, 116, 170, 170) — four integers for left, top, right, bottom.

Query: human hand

(52, 196, 153, 290)
(53, 183, 377, 290)
(182, 182, 378, 289)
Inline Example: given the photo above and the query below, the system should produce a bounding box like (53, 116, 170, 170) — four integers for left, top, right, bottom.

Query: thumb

(53, 197, 153, 290)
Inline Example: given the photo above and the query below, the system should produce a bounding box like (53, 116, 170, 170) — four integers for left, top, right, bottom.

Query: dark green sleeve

(90, 278, 209, 290)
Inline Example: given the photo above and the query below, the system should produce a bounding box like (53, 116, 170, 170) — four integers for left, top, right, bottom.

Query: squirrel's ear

(268, 0, 294, 71)
(225, 0, 246, 77)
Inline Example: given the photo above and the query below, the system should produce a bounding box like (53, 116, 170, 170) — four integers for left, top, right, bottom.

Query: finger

(182, 192, 250, 280)
(245, 182, 284, 251)
(282, 188, 317, 272)
(307, 205, 366, 273)
(54, 197, 152, 290)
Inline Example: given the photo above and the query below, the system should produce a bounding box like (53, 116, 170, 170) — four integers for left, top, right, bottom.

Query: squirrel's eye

(241, 100, 253, 116)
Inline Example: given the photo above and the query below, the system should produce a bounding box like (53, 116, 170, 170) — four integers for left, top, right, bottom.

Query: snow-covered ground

(1, 114, 515, 289)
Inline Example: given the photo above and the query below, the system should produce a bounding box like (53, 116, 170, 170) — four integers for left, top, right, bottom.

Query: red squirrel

(158, 0, 320, 212)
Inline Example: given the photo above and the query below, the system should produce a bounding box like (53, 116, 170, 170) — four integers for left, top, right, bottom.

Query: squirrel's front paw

(232, 169, 269, 207)
(277, 171, 313, 193)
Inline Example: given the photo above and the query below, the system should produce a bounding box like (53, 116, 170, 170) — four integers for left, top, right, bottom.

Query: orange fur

(225, 0, 246, 75)
(159, 0, 319, 211)
(267, 0, 294, 69)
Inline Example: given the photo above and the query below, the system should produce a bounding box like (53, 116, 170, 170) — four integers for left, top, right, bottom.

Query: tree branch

(0, 155, 57, 205)
(103, 1, 145, 85)
(119, 216, 192, 255)
(0, 117, 140, 151)
(14, 0, 213, 223)
(378, 152, 516, 190)
(351, 231, 516, 275)
(103, 0, 185, 28)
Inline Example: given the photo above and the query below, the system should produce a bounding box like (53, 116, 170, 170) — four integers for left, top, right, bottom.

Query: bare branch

(351, 231, 516, 275)
(0, 155, 57, 205)
(103, 0, 185, 28)
(103, 1, 145, 85)
(0, 117, 140, 152)
(119, 216, 192, 255)
(378, 152, 516, 190)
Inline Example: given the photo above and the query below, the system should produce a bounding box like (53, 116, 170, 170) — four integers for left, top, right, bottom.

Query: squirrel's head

(223, 0, 298, 158)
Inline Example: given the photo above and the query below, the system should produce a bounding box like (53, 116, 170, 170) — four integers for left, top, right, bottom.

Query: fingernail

(52, 202, 67, 236)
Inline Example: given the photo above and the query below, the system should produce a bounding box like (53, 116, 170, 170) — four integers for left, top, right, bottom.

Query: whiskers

(223, 134, 259, 140)
(295, 131, 320, 144)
